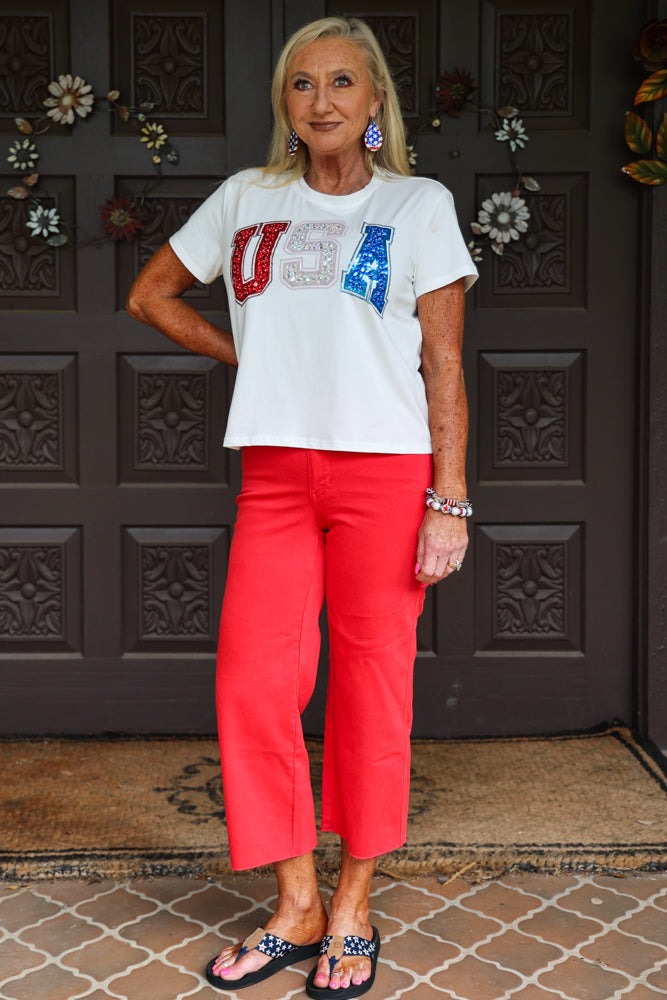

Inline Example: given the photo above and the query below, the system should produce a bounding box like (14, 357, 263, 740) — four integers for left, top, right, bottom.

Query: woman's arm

(126, 242, 238, 367)
(415, 278, 469, 586)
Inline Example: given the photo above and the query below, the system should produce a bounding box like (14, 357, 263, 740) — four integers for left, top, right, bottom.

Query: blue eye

(334, 75, 352, 87)
(293, 78, 312, 91)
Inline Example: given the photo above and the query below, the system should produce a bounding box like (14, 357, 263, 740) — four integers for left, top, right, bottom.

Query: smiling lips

(309, 121, 341, 130)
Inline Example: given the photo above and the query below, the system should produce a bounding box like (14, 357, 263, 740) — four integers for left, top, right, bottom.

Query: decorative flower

(436, 68, 477, 118)
(43, 73, 95, 124)
(634, 18, 667, 73)
(98, 195, 146, 242)
(406, 144, 418, 168)
(141, 122, 168, 150)
(471, 191, 530, 253)
(7, 138, 39, 172)
(495, 117, 529, 153)
(27, 205, 61, 239)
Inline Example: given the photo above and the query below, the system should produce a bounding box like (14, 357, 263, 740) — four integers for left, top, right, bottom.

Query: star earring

(288, 129, 299, 155)
(364, 119, 383, 151)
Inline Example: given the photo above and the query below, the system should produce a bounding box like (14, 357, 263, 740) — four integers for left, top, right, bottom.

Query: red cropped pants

(216, 447, 431, 870)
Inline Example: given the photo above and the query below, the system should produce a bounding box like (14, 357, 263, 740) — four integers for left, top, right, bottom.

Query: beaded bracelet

(425, 488, 473, 518)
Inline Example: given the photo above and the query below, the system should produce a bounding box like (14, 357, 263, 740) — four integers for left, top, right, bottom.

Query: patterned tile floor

(1, 872, 666, 999)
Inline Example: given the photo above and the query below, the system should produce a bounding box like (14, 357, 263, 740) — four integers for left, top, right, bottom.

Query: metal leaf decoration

(521, 175, 541, 192)
(625, 111, 653, 154)
(635, 67, 667, 105)
(621, 159, 667, 184)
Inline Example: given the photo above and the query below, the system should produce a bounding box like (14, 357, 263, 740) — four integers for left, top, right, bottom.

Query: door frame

(640, 0, 667, 751)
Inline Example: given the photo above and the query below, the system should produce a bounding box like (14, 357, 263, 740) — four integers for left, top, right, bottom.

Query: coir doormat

(1, 722, 666, 882)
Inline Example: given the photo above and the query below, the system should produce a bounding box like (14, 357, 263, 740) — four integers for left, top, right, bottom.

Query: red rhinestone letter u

(230, 221, 289, 304)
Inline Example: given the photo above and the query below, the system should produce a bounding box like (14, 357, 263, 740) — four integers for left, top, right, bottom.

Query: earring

(288, 128, 299, 156)
(364, 119, 383, 152)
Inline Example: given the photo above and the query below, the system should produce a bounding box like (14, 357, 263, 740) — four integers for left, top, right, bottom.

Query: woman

(127, 16, 477, 999)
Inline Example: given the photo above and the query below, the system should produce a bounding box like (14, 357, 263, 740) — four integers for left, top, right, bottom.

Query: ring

(447, 560, 462, 572)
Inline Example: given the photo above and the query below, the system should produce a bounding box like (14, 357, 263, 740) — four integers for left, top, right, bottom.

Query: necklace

(305, 166, 371, 197)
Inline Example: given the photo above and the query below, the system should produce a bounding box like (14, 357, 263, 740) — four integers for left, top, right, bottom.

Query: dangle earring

(364, 118, 383, 152)
(288, 128, 299, 156)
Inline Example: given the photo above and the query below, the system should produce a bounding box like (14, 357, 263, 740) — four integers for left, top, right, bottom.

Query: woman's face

(285, 38, 381, 163)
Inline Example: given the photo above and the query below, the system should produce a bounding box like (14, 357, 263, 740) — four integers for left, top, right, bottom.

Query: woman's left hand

(415, 509, 468, 586)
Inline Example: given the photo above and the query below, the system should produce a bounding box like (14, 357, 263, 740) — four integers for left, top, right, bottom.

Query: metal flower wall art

(406, 70, 540, 264)
(5, 75, 180, 247)
(468, 104, 539, 261)
(622, 19, 667, 186)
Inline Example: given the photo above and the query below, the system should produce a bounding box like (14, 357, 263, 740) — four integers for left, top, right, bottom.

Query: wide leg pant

(216, 447, 431, 871)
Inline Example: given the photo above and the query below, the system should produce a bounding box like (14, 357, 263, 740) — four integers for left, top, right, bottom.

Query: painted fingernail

(420, 583, 428, 589)
(414, 562, 420, 573)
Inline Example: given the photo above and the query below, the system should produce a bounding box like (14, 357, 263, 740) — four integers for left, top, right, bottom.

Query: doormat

(1, 722, 666, 883)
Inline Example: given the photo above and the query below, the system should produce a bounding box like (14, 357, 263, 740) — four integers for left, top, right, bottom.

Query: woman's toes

(211, 948, 235, 975)
(330, 969, 344, 990)
(210, 947, 270, 981)
(313, 955, 330, 983)
(350, 957, 370, 985)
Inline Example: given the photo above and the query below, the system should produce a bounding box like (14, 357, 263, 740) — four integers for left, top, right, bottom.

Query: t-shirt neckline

(295, 172, 379, 206)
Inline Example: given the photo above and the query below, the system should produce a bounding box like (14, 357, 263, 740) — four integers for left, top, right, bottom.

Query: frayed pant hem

(229, 836, 320, 873)
(319, 825, 407, 861)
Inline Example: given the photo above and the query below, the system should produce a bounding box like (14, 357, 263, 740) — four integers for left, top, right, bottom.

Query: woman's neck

(304, 152, 372, 196)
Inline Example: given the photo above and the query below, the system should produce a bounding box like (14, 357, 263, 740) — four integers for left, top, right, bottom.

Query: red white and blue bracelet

(425, 488, 473, 518)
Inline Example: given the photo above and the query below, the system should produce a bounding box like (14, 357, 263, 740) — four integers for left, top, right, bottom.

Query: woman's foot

(209, 903, 328, 982)
(310, 912, 375, 991)
(308, 843, 378, 993)
(208, 852, 328, 984)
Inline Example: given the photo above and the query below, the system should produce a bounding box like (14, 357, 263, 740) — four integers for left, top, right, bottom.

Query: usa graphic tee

(169, 168, 478, 453)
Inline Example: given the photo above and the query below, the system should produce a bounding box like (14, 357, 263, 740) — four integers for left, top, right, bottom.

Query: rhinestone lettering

(230, 221, 289, 304)
(280, 221, 346, 289)
(341, 223, 394, 316)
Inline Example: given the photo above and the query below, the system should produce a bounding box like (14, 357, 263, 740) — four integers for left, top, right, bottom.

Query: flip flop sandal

(206, 926, 322, 990)
(305, 926, 381, 999)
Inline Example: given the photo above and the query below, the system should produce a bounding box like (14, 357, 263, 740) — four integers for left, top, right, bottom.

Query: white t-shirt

(169, 168, 477, 453)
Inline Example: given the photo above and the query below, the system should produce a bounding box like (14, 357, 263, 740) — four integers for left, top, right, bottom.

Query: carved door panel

(0, 0, 273, 733)
(0, 0, 642, 737)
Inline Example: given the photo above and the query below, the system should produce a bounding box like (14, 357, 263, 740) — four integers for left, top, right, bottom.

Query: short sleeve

(169, 180, 227, 285)
(413, 187, 478, 298)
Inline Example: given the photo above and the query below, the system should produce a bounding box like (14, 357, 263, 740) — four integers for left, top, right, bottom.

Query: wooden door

(0, 0, 644, 738)
(0, 0, 272, 732)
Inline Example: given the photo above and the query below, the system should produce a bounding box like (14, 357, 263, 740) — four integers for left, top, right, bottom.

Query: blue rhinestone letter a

(341, 223, 394, 316)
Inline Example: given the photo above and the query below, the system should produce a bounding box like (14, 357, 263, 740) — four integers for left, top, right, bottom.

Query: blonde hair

(264, 16, 409, 178)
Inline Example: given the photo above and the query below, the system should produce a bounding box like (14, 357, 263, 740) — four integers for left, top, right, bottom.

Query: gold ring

(447, 560, 462, 571)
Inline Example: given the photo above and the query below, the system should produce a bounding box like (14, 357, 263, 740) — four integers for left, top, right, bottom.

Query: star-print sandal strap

(320, 931, 376, 975)
(238, 927, 296, 961)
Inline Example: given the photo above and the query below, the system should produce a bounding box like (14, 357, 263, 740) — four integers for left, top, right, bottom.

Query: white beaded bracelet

(425, 488, 473, 518)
